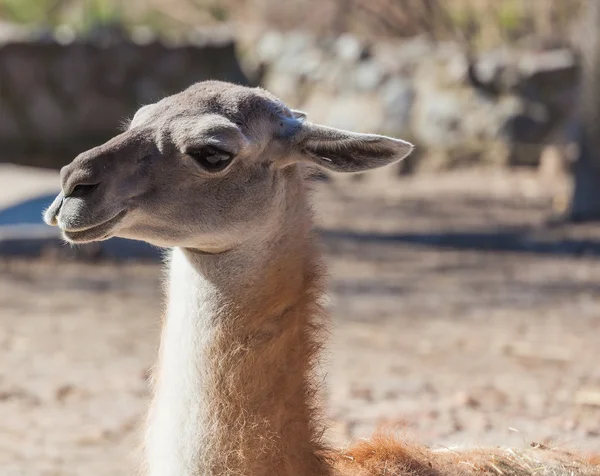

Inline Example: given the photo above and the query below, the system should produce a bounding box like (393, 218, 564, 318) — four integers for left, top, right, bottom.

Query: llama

(44, 81, 599, 476)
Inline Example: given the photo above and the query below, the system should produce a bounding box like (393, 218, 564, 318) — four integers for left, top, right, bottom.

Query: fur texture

(145, 171, 332, 476)
(333, 433, 600, 475)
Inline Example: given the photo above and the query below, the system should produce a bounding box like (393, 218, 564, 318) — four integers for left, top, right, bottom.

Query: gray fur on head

(44, 80, 413, 250)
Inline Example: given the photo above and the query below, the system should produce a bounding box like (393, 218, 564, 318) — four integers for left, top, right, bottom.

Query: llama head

(44, 81, 413, 250)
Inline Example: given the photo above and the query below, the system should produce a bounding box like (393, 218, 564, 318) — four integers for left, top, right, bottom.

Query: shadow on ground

(3, 192, 600, 259)
(320, 228, 600, 257)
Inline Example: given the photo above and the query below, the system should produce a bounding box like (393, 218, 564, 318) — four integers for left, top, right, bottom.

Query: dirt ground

(1, 168, 600, 475)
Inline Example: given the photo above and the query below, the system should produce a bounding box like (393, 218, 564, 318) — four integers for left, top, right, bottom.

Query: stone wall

(0, 28, 248, 168)
(0, 25, 580, 172)
(250, 31, 579, 172)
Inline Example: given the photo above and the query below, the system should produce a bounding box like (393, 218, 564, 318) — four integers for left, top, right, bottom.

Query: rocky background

(0, 20, 581, 174)
(251, 31, 579, 172)
(0, 22, 246, 168)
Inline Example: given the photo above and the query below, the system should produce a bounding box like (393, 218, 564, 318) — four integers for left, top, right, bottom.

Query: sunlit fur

(332, 432, 600, 475)
(43, 81, 598, 476)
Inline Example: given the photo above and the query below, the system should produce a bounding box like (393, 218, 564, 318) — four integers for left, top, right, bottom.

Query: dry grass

(0, 0, 586, 49)
(246, 0, 583, 47)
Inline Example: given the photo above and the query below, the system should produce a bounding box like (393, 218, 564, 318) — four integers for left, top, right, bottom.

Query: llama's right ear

(291, 109, 307, 122)
(286, 121, 414, 173)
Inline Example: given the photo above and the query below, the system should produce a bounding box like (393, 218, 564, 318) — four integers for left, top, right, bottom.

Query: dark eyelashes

(187, 145, 234, 173)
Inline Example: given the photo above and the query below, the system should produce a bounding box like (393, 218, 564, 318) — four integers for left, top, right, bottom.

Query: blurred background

(1, 0, 600, 474)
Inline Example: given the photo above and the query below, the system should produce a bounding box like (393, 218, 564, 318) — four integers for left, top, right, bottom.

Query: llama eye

(188, 146, 233, 172)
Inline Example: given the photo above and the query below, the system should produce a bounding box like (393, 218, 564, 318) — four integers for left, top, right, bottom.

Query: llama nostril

(68, 182, 100, 198)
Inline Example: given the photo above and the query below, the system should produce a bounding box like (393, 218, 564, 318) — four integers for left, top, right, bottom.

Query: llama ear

(291, 122, 413, 173)
(291, 109, 307, 122)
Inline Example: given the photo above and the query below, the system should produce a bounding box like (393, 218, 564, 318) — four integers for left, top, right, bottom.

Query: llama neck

(145, 186, 330, 476)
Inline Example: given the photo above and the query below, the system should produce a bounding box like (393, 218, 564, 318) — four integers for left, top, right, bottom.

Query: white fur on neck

(144, 178, 324, 476)
(145, 247, 219, 476)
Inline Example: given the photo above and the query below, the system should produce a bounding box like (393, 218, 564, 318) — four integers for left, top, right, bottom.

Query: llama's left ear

(289, 121, 414, 173)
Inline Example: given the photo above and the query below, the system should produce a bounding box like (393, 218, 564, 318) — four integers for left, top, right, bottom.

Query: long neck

(145, 177, 331, 476)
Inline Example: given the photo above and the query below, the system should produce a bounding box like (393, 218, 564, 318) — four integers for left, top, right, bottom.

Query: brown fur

(191, 220, 332, 475)
(333, 433, 600, 475)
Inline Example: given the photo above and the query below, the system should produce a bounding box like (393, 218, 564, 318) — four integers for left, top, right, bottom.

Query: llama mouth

(62, 209, 127, 243)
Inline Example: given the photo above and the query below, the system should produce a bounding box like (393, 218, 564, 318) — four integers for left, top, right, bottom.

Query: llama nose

(65, 181, 101, 198)
(60, 165, 102, 198)
(44, 191, 64, 226)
